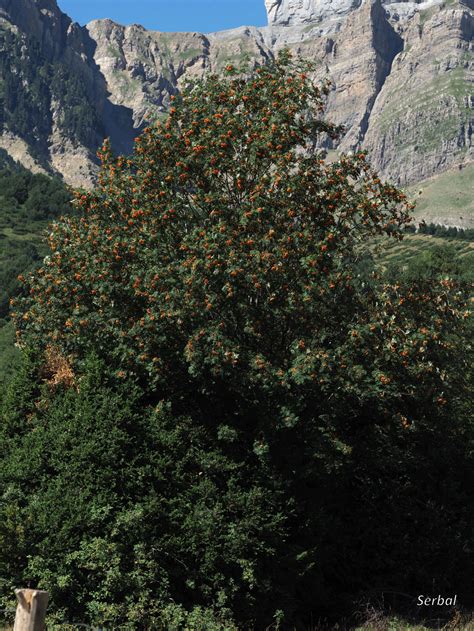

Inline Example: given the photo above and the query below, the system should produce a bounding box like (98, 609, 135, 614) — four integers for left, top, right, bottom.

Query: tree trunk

(13, 589, 49, 631)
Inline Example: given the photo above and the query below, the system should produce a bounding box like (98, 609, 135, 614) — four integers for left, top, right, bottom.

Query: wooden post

(13, 589, 48, 631)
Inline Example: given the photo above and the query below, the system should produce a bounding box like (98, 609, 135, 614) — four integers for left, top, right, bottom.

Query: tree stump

(13, 589, 49, 631)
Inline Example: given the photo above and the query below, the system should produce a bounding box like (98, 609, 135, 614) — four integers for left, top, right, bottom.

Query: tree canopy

(15, 52, 415, 386)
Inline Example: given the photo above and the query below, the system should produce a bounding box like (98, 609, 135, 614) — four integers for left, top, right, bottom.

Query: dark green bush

(0, 354, 285, 628)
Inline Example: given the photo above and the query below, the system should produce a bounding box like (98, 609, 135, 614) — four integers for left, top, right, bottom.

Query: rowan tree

(14, 52, 416, 389)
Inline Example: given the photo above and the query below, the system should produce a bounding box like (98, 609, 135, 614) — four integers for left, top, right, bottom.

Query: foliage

(0, 354, 273, 629)
(384, 242, 472, 282)
(0, 322, 19, 385)
(374, 234, 474, 288)
(0, 162, 71, 383)
(2, 53, 473, 627)
(406, 222, 474, 240)
(15, 52, 413, 379)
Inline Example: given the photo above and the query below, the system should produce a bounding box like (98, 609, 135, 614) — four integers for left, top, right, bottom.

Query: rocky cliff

(85, 21, 273, 129)
(0, 0, 136, 186)
(265, 0, 363, 27)
(364, 1, 474, 184)
(0, 0, 472, 199)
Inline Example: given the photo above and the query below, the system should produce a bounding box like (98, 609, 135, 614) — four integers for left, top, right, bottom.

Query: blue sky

(58, 0, 268, 33)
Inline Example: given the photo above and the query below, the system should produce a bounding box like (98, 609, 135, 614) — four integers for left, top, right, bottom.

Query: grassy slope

(327, 150, 473, 229)
(375, 233, 474, 270)
(407, 162, 474, 229)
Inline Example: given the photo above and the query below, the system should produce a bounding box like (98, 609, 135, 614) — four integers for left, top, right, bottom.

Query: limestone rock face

(86, 20, 273, 128)
(0, 0, 67, 58)
(318, 0, 403, 150)
(0, 0, 135, 186)
(364, 3, 474, 184)
(264, 0, 445, 27)
(264, 0, 363, 26)
(86, 0, 403, 161)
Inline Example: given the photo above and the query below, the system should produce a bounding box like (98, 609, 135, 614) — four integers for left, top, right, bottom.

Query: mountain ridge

(0, 0, 472, 225)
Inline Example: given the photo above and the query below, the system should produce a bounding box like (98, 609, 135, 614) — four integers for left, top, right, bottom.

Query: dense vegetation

(0, 54, 472, 629)
(0, 155, 71, 380)
(405, 222, 474, 240)
(376, 233, 474, 288)
(0, 26, 104, 162)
